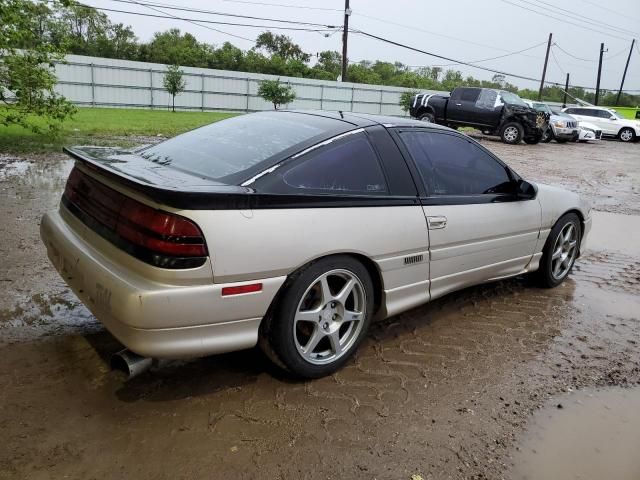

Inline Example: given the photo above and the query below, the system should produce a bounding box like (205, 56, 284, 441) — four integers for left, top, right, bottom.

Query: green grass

(0, 107, 238, 153)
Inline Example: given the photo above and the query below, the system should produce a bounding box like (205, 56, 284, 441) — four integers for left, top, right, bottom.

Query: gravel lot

(1, 138, 639, 479)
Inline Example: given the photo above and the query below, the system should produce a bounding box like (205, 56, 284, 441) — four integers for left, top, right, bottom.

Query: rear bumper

(40, 209, 286, 358)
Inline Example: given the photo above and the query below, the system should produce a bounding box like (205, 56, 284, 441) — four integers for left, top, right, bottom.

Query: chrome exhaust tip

(111, 349, 153, 378)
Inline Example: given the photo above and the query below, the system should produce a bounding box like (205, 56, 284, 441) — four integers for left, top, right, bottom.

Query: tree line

(2, 0, 638, 132)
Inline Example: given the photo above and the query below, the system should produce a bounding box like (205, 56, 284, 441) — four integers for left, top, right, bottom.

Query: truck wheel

(418, 112, 435, 123)
(500, 122, 523, 144)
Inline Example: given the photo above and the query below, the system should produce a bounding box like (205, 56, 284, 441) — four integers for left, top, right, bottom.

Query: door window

(258, 132, 388, 195)
(399, 131, 512, 196)
(460, 89, 481, 102)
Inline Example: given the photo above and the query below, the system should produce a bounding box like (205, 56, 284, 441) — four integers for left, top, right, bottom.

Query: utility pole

(341, 0, 350, 82)
(562, 72, 570, 108)
(616, 39, 635, 105)
(595, 42, 605, 105)
(538, 33, 552, 101)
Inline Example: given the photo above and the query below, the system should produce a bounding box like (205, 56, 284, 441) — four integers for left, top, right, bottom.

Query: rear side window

(461, 89, 481, 102)
(399, 131, 512, 196)
(139, 112, 342, 181)
(258, 132, 388, 195)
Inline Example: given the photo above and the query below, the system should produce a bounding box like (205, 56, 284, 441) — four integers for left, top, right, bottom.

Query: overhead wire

(498, 0, 632, 41)
(220, 0, 342, 12)
(122, 0, 255, 42)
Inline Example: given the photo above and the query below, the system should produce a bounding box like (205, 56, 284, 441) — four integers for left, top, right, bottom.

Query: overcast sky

(84, 0, 640, 92)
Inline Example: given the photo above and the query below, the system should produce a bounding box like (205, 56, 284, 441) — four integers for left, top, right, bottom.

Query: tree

(163, 64, 186, 112)
(0, 0, 76, 133)
(255, 32, 310, 63)
(139, 29, 213, 67)
(257, 78, 296, 110)
(399, 90, 419, 113)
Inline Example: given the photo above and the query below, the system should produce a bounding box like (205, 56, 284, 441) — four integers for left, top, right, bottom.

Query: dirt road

(1, 139, 639, 479)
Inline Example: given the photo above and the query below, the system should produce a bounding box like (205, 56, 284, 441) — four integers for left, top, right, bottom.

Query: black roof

(281, 109, 453, 131)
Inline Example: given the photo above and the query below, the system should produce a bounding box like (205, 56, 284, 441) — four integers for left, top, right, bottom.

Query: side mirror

(610, 116, 616, 120)
(516, 179, 537, 200)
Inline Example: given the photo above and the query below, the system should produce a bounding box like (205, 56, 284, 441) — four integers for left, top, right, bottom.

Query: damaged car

(410, 87, 548, 144)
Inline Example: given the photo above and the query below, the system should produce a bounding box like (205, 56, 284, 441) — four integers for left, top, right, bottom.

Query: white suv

(562, 106, 640, 143)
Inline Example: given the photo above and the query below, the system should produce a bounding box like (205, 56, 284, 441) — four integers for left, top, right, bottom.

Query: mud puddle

(511, 387, 640, 480)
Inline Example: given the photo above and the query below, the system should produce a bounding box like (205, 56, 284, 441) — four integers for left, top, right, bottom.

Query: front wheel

(542, 128, 553, 143)
(537, 213, 581, 288)
(500, 122, 523, 144)
(260, 256, 374, 378)
(618, 127, 636, 143)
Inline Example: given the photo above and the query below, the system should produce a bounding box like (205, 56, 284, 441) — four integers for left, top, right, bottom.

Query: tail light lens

(63, 168, 207, 269)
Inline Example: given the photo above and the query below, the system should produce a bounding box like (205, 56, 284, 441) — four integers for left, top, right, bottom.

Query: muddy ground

(0, 139, 639, 479)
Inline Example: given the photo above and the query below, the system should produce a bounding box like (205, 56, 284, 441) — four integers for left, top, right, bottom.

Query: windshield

(500, 91, 528, 107)
(532, 102, 552, 114)
(139, 112, 342, 181)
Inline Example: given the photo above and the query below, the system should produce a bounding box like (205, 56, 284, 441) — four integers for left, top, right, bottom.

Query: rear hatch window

(138, 112, 343, 182)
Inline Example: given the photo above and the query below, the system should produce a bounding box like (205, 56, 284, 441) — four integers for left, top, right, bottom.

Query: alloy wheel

(550, 222, 578, 280)
(504, 126, 519, 142)
(293, 269, 366, 365)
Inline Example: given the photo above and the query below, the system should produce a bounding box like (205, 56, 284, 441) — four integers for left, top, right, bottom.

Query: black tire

(523, 134, 542, 145)
(618, 127, 636, 143)
(418, 111, 435, 123)
(542, 128, 553, 143)
(537, 213, 581, 288)
(259, 255, 374, 378)
(500, 122, 524, 144)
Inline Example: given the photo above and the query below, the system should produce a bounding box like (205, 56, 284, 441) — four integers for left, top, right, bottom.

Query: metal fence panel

(52, 54, 448, 115)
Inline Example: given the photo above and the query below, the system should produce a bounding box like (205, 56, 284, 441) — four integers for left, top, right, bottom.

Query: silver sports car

(41, 111, 591, 378)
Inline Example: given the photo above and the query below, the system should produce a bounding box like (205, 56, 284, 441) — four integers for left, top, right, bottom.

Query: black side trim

(420, 194, 519, 205)
(62, 197, 207, 269)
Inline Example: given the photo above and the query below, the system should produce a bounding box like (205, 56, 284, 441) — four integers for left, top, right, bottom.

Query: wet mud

(1, 140, 639, 479)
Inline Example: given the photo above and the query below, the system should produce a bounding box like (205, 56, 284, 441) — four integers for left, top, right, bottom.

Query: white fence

(53, 54, 445, 116)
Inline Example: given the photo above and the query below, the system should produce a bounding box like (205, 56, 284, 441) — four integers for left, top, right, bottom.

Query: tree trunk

(172, 94, 176, 112)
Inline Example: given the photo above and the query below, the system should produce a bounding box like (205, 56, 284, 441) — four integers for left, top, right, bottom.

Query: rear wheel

(260, 256, 374, 378)
(418, 112, 435, 123)
(500, 122, 523, 144)
(537, 213, 581, 288)
(618, 127, 636, 143)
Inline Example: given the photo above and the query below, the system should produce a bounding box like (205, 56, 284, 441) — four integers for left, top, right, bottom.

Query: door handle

(455, 103, 462, 106)
(427, 216, 447, 229)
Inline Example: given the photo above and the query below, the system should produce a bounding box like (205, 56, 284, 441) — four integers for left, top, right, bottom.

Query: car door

(447, 88, 481, 124)
(595, 109, 619, 135)
(394, 129, 541, 300)
(254, 126, 431, 317)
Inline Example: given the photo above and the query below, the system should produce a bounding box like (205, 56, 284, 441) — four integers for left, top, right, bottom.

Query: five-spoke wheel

(538, 213, 581, 288)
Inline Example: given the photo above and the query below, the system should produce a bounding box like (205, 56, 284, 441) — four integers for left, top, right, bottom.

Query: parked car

(562, 106, 640, 142)
(523, 100, 579, 143)
(576, 120, 602, 142)
(40, 111, 591, 379)
(410, 87, 548, 144)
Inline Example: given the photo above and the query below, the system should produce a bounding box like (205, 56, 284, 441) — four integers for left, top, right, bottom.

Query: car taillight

(62, 167, 207, 268)
(116, 198, 207, 257)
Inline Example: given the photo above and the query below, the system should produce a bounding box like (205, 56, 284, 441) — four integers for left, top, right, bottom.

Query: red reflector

(221, 283, 263, 296)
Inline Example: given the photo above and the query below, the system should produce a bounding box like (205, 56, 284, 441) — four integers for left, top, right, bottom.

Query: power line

(69, 3, 338, 32)
(553, 42, 594, 62)
(499, 0, 632, 41)
(220, 0, 342, 12)
(427, 41, 547, 68)
(531, 0, 639, 37)
(351, 12, 542, 59)
(549, 46, 566, 75)
(579, 0, 640, 24)
(352, 28, 638, 92)
(121, 0, 255, 42)
(108, 0, 336, 27)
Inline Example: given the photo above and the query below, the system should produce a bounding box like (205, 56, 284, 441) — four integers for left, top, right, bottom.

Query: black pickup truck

(410, 87, 548, 144)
